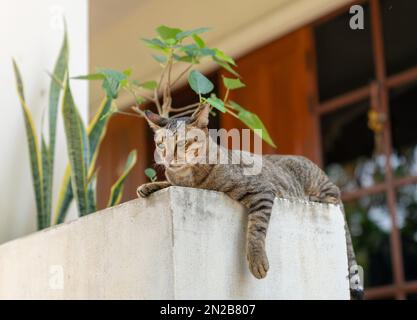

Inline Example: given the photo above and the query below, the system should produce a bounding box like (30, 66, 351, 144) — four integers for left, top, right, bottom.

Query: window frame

(311, 0, 417, 299)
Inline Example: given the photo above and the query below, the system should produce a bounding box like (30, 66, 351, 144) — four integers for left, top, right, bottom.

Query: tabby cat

(137, 104, 363, 299)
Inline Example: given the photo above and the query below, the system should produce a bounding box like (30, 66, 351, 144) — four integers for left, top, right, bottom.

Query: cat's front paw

(137, 184, 156, 198)
(247, 249, 269, 279)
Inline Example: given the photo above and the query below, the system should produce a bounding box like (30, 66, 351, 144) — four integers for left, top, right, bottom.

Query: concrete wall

(0, 0, 89, 243)
(0, 187, 350, 299)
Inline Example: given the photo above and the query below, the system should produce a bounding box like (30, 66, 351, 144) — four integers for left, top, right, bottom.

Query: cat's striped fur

(137, 105, 363, 299)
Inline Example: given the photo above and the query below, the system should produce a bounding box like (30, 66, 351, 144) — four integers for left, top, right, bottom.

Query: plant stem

(116, 109, 143, 118)
(169, 102, 200, 113)
(223, 88, 230, 103)
(131, 106, 146, 117)
(225, 108, 239, 119)
(170, 109, 196, 118)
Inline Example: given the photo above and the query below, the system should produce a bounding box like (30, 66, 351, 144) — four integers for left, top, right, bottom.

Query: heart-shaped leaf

(229, 101, 276, 148)
(176, 27, 211, 40)
(156, 25, 182, 41)
(188, 70, 214, 95)
(223, 77, 245, 90)
(144, 168, 157, 181)
(206, 96, 226, 113)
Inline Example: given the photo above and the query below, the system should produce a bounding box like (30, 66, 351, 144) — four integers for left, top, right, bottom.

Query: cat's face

(144, 105, 210, 169)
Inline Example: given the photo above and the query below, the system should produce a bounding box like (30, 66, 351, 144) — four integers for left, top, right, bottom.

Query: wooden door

(95, 114, 151, 209)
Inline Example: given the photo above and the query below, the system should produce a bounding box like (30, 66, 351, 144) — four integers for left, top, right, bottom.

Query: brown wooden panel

(219, 27, 319, 162)
(95, 113, 151, 210)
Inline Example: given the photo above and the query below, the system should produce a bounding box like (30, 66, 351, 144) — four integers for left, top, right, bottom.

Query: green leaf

(87, 170, 99, 213)
(228, 100, 245, 112)
(213, 48, 236, 66)
(141, 38, 169, 52)
(41, 136, 52, 228)
(213, 57, 240, 77)
(144, 168, 157, 181)
(12, 60, 45, 230)
(62, 75, 90, 216)
(87, 97, 114, 168)
(123, 69, 132, 77)
(54, 165, 72, 224)
(138, 80, 158, 90)
(229, 101, 276, 148)
(46, 28, 69, 227)
(156, 25, 182, 41)
(175, 55, 194, 63)
(206, 96, 226, 113)
(74, 68, 127, 99)
(192, 34, 205, 48)
(135, 96, 147, 105)
(72, 73, 105, 80)
(223, 77, 245, 90)
(49, 28, 68, 169)
(54, 96, 114, 224)
(176, 27, 211, 40)
(152, 54, 167, 64)
(107, 150, 137, 207)
(188, 70, 214, 95)
(97, 68, 127, 99)
(199, 48, 215, 56)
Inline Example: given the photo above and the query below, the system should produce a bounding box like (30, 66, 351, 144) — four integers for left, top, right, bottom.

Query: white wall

(0, 0, 88, 243)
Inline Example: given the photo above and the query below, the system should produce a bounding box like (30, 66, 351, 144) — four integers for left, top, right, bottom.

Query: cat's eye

(157, 142, 165, 149)
(194, 136, 198, 142)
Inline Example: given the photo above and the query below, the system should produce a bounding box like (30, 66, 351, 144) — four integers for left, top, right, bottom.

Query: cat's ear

(188, 104, 210, 128)
(144, 110, 168, 131)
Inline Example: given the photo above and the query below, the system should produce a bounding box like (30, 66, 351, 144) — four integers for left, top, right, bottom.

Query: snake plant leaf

(188, 70, 214, 95)
(87, 170, 99, 214)
(54, 165, 72, 224)
(62, 75, 90, 216)
(12, 60, 45, 229)
(44, 28, 69, 226)
(49, 28, 68, 168)
(54, 96, 113, 223)
(87, 97, 113, 166)
(228, 101, 277, 148)
(41, 136, 52, 227)
(107, 150, 137, 207)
